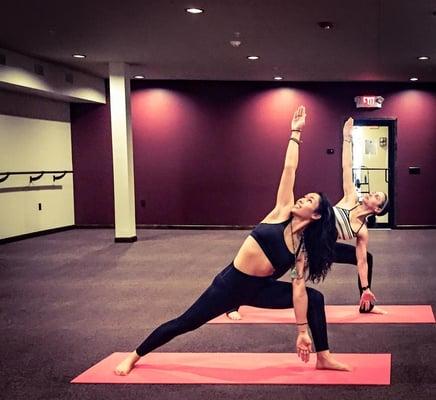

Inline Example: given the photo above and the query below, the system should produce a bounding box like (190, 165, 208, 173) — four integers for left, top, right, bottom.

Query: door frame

(352, 118, 397, 228)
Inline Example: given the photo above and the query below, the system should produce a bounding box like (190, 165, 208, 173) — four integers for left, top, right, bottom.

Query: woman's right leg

(115, 263, 256, 375)
(135, 277, 236, 356)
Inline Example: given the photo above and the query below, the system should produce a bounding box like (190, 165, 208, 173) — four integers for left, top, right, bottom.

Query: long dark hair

(303, 192, 337, 283)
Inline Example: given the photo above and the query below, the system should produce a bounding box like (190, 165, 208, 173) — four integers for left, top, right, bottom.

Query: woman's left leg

(246, 279, 351, 370)
(246, 280, 328, 351)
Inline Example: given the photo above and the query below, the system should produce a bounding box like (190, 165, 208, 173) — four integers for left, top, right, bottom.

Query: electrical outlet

(38, 203, 42, 210)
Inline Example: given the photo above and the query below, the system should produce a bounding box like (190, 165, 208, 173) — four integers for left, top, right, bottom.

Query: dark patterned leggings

(136, 262, 329, 356)
(333, 242, 374, 313)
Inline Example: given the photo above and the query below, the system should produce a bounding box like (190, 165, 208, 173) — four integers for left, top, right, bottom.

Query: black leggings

(227, 242, 374, 315)
(136, 262, 329, 356)
(333, 242, 374, 313)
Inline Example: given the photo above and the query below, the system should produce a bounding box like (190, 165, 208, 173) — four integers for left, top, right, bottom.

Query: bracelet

(361, 286, 370, 291)
(343, 138, 352, 143)
(289, 137, 302, 145)
(291, 129, 301, 133)
(296, 322, 308, 326)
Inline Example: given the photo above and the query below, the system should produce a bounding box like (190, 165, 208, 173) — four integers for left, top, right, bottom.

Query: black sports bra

(250, 218, 303, 279)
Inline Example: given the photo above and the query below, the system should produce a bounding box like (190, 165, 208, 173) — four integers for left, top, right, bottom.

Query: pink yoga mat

(209, 305, 435, 324)
(71, 352, 391, 385)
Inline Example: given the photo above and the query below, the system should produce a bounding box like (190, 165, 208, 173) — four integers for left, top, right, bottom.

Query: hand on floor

(359, 289, 376, 311)
(296, 332, 312, 363)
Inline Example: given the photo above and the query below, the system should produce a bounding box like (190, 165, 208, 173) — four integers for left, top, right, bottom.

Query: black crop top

(250, 218, 303, 279)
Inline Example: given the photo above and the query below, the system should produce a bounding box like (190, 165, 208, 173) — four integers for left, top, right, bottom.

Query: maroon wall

(71, 101, 114, 225)
(71, 81, 436, 226)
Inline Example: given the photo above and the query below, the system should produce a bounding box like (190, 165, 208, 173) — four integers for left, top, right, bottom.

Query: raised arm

(275, 106, 306, 208)
(339, 117, 358, 204)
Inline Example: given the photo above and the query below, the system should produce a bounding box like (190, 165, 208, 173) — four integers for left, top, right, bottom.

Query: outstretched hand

(343, 117, 354, 140)
(296, 331, 312, 363)
(291, 105, 306, 131)
(359, 288, 377, 311)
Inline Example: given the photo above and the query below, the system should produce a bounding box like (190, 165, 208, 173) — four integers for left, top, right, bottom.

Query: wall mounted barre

(0, 171, 73, 184)
(352, 167, 389, 184)
(52, 172, 68, 182)
(30, 172, 44, 183)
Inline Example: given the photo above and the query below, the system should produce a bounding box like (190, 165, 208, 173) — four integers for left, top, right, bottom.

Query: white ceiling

(1, 0, 436, 81)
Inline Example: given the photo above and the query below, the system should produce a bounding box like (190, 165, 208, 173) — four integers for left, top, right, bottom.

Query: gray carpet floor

(0, 229, 435, 400)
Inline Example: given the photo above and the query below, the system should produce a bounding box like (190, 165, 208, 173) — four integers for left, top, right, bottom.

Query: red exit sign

(354, 96, 384, 108)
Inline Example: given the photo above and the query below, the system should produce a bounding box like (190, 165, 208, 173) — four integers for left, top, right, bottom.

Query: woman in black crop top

(115, 106, 351, 375)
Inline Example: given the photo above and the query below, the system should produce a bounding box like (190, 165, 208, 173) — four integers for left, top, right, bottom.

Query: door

(351, 119, 396, 228)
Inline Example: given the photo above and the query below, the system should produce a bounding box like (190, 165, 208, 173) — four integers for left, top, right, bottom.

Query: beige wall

(0, 108, 74, 239)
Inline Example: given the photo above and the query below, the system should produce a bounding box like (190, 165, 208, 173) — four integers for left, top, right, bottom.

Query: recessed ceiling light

(417, 56, 430, 60)
(186, 8, 204, 14)
(72, 54, 86, 59)
(133, 75, 145, 79)
(318, 21, 333, 30)
(410, 77, 418, 81)
(247, 56, 259, 60)
(274, 76, 283, 80)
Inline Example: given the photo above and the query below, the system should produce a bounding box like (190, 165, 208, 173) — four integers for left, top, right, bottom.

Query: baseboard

(0, 225, 75, 244)
(75, 224, 436, 230)
(395, 225, 436, 229)
(114, 236, 137, 243)
(75, 224, 114, 229)
(136, 224, 254, 230)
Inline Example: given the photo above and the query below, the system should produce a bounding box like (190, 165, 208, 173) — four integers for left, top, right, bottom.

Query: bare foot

(114, 351, 141, 376)
(316, 351, 353, 371)
(370, 306, 387, 314)
(226, 311, 242, 320)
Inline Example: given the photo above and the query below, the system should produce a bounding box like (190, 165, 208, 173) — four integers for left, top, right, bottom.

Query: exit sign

(354, 96, 384, 109)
